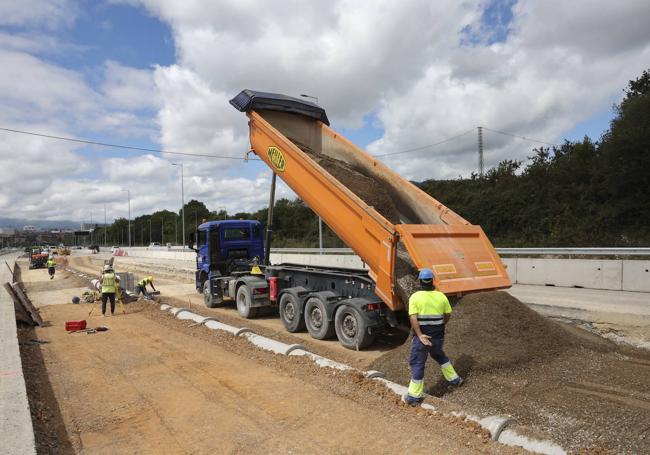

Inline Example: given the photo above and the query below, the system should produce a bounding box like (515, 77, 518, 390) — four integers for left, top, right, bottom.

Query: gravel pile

(369, 291, 650, 453)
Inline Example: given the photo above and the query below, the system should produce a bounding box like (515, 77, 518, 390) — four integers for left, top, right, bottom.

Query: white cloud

(0, 0, 77, 30)
(138, 0, 650, 186)
(101, 60, 161, 111)
(3, 0, 650, 223)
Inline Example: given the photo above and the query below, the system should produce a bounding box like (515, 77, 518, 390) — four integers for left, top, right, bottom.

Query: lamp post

(121, 189, 131, 247)
(171, 162, 185, 248)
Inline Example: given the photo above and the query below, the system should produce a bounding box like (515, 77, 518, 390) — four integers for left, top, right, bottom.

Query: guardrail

(496, 247, 650, 256)
(272, 247, 650, 257)
(112, 246, 650, 257)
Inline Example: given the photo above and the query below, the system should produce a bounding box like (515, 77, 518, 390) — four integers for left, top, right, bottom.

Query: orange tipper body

(230, 90, 511, 311)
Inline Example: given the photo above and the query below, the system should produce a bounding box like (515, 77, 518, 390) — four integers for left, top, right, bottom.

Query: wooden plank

(11, 282, 43, 326)
(4, 260, 14, 281)
(3, 282, 33, 325)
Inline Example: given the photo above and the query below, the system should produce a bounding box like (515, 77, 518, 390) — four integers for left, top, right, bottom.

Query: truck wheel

(203, 280, 224, 308)
(304, 297, 335, 340)
(236, 285, 258, 319)
(279, 293, 306, 332)
(335, 305, 376, 350)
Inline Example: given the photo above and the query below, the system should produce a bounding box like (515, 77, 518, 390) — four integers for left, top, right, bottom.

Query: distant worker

(136, 275, 156, 299)
(403, 268, 462, 406)
(99, 264, 120, 317)
(46, 256, 56, 280)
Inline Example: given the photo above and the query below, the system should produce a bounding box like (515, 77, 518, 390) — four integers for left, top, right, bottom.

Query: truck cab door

(209, 229, 221, 272)
(198, 229, 209, 274)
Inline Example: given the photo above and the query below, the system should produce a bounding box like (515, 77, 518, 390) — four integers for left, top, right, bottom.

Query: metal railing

(119, 246, 650, 257)
(272, 247, 650, 257)
(496, 247, 650, 256)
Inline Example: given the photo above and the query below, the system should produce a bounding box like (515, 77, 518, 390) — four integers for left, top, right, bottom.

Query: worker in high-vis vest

(99, 264, 120, 317)
(403, 268, 462, 406)
(136, 275, 156, 299)
(46, 256, 56, 280)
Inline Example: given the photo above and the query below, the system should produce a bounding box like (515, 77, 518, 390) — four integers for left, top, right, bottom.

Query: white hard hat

(103, 264, 111, 271)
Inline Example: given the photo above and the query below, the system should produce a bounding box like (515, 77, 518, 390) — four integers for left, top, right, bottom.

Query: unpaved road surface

(18, 263, 517, 455)
(67, 255, 408, 369)
(64, 253, 650, 452)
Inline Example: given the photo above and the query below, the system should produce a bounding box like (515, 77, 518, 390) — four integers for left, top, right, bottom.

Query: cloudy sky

(1, 0, 649, 223)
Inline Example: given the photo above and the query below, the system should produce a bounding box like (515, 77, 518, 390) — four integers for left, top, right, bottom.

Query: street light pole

(171, 162, 185, 248)
(103, 204, 107, 247)
(121, 189, 131, 247)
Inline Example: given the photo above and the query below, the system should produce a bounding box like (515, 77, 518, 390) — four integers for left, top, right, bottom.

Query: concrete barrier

(506, 258, 650, 292)
(119, 248, 649, 293)
(0, 253, 36, 455)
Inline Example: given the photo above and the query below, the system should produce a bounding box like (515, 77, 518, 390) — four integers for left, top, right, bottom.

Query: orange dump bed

(233, 91, 510, 311)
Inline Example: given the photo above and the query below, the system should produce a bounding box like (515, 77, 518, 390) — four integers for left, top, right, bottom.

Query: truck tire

(236, 285, 258, 319)
(203, 280, 224, 308)
(304, 297, 335, 340)
(279, 293, 306, 332)
(334, 305, 376, 350)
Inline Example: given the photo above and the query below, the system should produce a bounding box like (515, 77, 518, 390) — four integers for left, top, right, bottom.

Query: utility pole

(103, 205, 107, 246)
(161, 216, 164, 244)
(477, 126, 484, 178)
(172, 163, 185, 248)
(149, 219, 152, 245)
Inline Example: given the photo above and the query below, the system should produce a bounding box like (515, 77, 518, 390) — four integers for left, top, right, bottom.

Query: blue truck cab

(193, 220, 264, 294)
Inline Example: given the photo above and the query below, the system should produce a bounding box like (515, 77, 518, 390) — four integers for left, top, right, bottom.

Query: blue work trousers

(408, 331, 449, 381)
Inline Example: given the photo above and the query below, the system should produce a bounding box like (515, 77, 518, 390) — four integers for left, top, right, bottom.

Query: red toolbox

(65, 320, 87, 331)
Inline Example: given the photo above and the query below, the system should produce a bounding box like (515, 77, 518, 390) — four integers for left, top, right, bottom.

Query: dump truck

(192, 90, 511, 349)
(29, 246, 48, 269)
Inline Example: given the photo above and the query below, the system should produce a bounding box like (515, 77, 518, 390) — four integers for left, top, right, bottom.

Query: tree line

(98, 69, 649, 248)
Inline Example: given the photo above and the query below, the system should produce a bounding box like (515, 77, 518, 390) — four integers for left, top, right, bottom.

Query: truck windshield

(224, 228, 250, 240)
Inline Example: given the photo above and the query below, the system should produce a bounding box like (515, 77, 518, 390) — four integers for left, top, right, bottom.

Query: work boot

(449, 376, 464, 387)
(101, 314, 106, 318)
(401, 394, 424, 407)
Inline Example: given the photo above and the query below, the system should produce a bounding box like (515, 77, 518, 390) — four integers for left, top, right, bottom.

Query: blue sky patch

(461, 0, 517, 46)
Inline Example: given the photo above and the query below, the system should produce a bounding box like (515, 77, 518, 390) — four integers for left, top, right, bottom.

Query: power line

(482, 126, 557, 147)
(374, 127, 476, 158)
(0, 126, 259, 160)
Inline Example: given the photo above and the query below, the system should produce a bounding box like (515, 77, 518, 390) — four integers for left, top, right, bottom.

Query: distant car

(149, 242, 161, 247)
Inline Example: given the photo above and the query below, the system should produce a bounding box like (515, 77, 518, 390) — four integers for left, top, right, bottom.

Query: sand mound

(369, 291, 608, 384)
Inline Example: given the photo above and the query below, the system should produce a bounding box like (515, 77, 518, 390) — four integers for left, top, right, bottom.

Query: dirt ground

(66, 255, 408, 369)
(370, 291, 650, 453)
(63, 255, 650, 453)
(17, 265, 519, 455)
